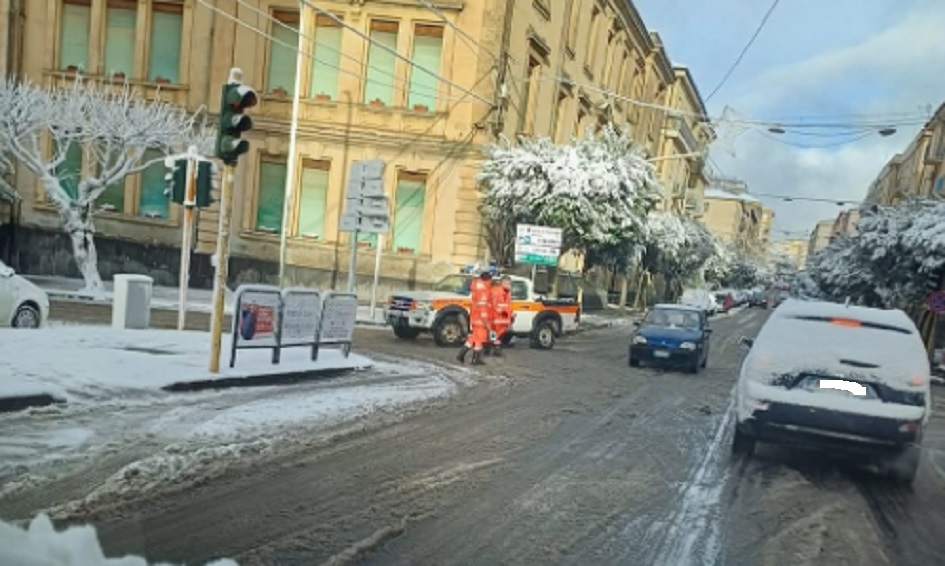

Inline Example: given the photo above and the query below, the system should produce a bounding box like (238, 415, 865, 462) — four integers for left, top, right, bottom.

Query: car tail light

(909, 374, 928, 387)
(830, 318, 861, 327)
(899, 421, 921, 434)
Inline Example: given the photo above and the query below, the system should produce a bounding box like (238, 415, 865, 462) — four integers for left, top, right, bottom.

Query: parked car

(679, 288, 717, 316)
(629, 304, 712, 373)
(732, 299, 931, 485)
(0, 261, 49, 328)
(748, 290, 767, 308)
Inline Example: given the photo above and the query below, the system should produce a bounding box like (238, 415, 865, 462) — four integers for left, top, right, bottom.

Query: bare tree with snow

(0, 78, 213, 293)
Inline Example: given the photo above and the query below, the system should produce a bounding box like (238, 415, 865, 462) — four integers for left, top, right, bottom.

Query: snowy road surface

(3, 308, 945, 565)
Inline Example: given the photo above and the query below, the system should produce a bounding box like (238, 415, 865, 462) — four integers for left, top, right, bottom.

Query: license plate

(653, 350, 670, 359)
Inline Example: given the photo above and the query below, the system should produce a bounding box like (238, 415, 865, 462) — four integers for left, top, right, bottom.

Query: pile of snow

(0, 327, 372, 405)
(0, 513, 235, 565)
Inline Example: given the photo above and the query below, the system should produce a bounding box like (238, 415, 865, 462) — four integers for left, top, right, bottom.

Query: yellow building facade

(3, 0, 711, 296)
(701, 183, 766, 256)
(771, 238, 808, 270)
(866, 103, 945, 205)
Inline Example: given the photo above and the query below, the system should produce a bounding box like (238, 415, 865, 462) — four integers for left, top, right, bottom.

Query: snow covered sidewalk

(0, 326, 373, 411)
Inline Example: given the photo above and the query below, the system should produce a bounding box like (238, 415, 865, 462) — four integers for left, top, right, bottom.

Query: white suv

(733, 299, 931, 485)
(0, 261, 49, 328)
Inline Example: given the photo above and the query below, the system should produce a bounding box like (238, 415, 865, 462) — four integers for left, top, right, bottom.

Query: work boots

(471, 350, 486, 366)
(456, 345, 470, 364)
(491, 345, 503, 357)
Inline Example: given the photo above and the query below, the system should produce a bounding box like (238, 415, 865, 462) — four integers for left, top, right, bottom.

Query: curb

(0, 394, 65, 414)
(162, 365, 370, 392)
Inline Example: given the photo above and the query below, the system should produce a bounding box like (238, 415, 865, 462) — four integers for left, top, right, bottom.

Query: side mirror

(738, 336, 754, 349)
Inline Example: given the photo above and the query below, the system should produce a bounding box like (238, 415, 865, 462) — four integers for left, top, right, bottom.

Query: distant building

(808, 219, 835, 257)
(771, 238, 808, 270)
(702, 181, 766, 256)
(832, 209, 860, 240)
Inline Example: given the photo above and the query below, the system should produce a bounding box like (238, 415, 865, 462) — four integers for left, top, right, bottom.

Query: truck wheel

(500, 332, 514, 346)
(392, 324, 421, 340)
(529, 319, 557, 350)
(434, 314, 466, 347)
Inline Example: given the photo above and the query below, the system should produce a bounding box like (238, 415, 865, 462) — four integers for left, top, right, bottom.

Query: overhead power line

(414, 0, 500, 62)
(704, 0, 782, 102)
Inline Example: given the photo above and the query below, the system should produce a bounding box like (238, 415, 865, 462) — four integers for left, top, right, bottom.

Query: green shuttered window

(148, 3, 183, 83)
(56, 142, 83, 200)
(310, 16, 342, 100)
(298, 161, 329, 239)
(393, 174, 425, 253)
(59, 1, 91, 71)
(256, 160, 286, 233)
(407, 26, 443, 110)
(139, 149, 169, 219)
(104, 2, 136, 77)
(363, 21, 398, 105)
(267, 10, 299, 93)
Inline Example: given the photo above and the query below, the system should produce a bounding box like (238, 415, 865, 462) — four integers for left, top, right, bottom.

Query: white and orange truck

(384, 273, 580, 349)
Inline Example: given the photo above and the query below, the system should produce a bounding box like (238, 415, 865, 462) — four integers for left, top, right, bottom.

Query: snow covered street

(0, 354, 469, 521)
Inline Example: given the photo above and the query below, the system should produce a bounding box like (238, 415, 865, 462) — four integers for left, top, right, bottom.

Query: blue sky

(635, 0, 945, 239)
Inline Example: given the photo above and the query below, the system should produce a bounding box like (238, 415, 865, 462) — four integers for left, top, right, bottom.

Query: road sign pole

(370, 234, 383, 320)
(177, 147, 198, 331)
(209, 164, 236, 373)
(347, 228, 359, 293)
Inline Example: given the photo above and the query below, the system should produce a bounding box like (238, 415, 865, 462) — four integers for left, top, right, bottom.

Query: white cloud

(713, 0, 945, 236)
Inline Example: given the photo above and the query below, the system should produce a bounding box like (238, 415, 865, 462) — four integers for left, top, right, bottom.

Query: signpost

(515, 224, 563, 267)
(339, 160, 390, 293)
(317, 292, 359, 358)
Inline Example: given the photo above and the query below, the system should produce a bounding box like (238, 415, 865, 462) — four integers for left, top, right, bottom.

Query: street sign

(515, 224, 562, 267)
(927, 291, 945, 313)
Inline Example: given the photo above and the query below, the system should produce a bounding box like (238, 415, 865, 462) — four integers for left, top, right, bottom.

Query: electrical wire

(750, 192, 862, 205)
(414, 0, 500, 62)
(704, 0, 781, 102)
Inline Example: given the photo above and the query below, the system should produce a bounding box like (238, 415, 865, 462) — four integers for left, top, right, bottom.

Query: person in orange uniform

(457, 270, 493, 365)
(488, 275, 513, 356)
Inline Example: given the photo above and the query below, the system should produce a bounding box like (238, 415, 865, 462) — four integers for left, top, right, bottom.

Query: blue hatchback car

(629, 304, 712, 373)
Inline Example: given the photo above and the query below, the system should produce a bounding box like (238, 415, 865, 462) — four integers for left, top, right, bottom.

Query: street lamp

(278, 1, 306, 288)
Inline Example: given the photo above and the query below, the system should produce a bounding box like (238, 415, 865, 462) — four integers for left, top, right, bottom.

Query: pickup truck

(384, 273, 580, 349)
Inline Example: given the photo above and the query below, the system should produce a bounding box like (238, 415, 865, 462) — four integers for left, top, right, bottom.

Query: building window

(309, 15, 342, 100)
(519, 56, 541, 134)
(55, 141, 83, 200)
(267, 10, 299, 94)
(407, 25, 443, 111)
(148, 2, 183, 83)
(585, 7, 601, 72)
(256, 159, 287, 233)
(139, 149, 169, 219)
(554, 91, 570, 143)
(104, 0, 137, 78)
(364, 20, 399, 106)
(297, 159, 328, 239)
(392, 172, 425, 253)
(59, 0, 91, 71)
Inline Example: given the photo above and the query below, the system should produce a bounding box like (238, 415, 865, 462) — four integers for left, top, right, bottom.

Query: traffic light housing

(216, 82, 257, 165)
(195, 161, 215, 208)
(166, 158, 187, 205)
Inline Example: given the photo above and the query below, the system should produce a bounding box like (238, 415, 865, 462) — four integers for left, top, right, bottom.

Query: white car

(733, 299, 931, 485)
(679, 288, 717, 316)
(0, 261, 49, 328)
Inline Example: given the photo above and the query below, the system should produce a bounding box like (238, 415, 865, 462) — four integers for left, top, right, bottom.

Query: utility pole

(209, 67, 257, 373)
(177, 145, 198, 330)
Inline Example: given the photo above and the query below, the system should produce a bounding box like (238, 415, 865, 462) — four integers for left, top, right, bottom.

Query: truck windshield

(432, 275, 472, 294)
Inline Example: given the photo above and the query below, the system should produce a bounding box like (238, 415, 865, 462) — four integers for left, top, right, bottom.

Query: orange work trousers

(492, 323, 509, 345)
(465, 325, 489, 351)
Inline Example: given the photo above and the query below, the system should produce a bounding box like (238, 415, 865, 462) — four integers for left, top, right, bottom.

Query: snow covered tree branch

(0, 78, 214, 292)
(477, 124, 662, 272)
(642, 212, 716, 300)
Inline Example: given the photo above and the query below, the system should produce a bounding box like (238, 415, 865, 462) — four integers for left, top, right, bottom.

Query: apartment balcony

(42, 70, 190, 108)
(663, 113, 699, 154)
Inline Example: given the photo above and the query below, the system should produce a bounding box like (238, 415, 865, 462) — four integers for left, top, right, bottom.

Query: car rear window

(789, 315, 913, 335)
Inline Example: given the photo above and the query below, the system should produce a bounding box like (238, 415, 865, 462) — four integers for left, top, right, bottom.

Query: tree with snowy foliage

(0, 78, 212, 293)
(704, 239, 738, 287)
(808, 200, 945, 309)
(477, 124, 662, 271)
(640, 211, 716, 300)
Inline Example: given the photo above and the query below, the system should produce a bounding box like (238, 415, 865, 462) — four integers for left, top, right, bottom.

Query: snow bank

(0, 513, 236, 565)
(0, 327, 373, 404)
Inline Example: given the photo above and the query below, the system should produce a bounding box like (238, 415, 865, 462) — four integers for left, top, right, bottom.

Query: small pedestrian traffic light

(195, 161, 216, 208)
(215, 71, 257, 166)
(166, 158, 188, 205)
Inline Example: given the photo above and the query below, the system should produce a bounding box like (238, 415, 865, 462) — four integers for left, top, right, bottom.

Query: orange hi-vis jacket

(469, 278, 492, 328)
(491, 285, 512, 326)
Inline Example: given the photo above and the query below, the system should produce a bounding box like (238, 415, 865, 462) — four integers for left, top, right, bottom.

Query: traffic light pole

(177, 146, 198, 331)
(209, 164, 236, 373)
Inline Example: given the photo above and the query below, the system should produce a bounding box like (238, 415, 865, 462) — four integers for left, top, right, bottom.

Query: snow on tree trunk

(64, 206, 103, 293)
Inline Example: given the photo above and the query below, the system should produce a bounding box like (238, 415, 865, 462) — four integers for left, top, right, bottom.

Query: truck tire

(529, 319, 557, 350)
(434, 314, 466, 347)
(392, 324, 421, 340)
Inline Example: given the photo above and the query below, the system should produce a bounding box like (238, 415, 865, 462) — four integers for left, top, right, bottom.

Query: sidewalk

(25, 275, 388, 327)
(0, 326, 374, 412)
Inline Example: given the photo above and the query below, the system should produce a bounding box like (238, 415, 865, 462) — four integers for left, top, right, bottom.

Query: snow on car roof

(652, 303, 704, 312)
(746, 299, 928, 389)
(772, 299, 914, 330)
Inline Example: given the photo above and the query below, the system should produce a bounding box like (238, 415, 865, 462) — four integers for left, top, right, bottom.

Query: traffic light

(166, 158, 187, 205)
(195, 161, 215, 208)
(216, 82, 257, 165)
